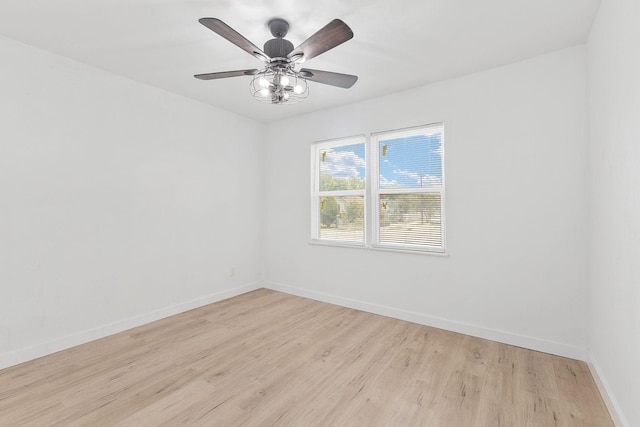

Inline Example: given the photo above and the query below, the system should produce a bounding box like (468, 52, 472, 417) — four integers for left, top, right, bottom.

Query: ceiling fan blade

(299, 68, 358, 88)
(199, 18, 269, 61)
(194, 69, 259, 80)
(288, 19, 353, 63)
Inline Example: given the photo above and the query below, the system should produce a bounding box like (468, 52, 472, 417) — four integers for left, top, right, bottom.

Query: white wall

(587, 0, 640, 425)
(0, 36, 264, 368)
(263, 46, 589, 359)
(2, 13, 634, 423)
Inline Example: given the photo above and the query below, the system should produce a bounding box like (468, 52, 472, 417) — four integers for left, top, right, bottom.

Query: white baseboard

(587, 353, 628, 427)
(263, 281, 586, 361)
(0, 282, 261, 370)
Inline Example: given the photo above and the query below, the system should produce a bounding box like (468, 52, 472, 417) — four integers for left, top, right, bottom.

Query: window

(311, 123, 445, 253)
(372, 124, 445, 252)
(311, 136, 366, 245)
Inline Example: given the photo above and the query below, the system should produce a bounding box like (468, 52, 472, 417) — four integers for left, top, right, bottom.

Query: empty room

(0, 0, 638, 425)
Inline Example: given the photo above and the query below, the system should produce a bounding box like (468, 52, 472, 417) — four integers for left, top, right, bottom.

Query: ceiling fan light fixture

(250, 67, 308, 104)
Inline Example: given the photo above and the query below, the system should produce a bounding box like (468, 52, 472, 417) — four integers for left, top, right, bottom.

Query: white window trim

(310, 124, 446, 255)
(370, 123, 446, 254)
(310, 135, 367, 246)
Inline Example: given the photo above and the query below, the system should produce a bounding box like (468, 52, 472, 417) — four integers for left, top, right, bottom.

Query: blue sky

(379, 133, 443, 189)
(321, 143, 366, 179)
(322, 132, 442, 188)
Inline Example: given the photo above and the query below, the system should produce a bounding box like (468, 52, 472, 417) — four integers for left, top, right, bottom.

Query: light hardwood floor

(0, 289, 613, 426)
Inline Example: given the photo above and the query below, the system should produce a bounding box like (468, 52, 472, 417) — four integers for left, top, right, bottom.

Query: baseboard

(0, 282, 261, 371)
(264, 281, 586, 361)
(588, 353, 628, 427)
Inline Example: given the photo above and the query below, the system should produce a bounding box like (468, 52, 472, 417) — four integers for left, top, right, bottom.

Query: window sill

(309, 239, 366, 249)
(370, 244, 448, 257)
(309, 239, 448, 257)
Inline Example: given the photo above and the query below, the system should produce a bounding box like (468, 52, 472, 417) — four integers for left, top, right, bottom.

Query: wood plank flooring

(0, 289, 613, 426)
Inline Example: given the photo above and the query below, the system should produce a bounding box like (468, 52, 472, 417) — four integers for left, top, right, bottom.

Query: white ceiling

(0, 0, 601, 123)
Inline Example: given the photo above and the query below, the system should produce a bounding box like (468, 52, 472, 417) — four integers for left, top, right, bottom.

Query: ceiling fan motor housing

(263, 18, 294, 58)
(264, 38, 294, 59)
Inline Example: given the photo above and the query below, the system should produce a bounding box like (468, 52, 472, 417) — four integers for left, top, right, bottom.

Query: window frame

(310, 123, 446, 255)
(310, 135, 367, 247)
(370, 123, 446, 254)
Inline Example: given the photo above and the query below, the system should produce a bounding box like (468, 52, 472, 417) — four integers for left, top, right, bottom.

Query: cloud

(421, 175, 443, 186)
(380, 174, 398, 188)
(321, 149, 365, 178)
(394, 169, 420, 181)
(393, 169, 442, 187)
(433, 141, 444, 157)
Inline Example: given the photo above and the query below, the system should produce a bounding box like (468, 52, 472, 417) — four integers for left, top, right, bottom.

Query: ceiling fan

(194, 17, 358, 104)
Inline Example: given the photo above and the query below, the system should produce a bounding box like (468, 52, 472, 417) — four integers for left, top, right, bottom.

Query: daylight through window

(373, 124, 445, 251)
(311, 136, 366, 244)
(311, 123, 445, 253)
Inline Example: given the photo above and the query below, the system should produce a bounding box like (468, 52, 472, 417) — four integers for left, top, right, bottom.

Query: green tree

(345, 199, 364, 223)
(346, 176, 366, 190)
(320, 197, 340, 228)
(319, 174, 365, 191)
(393, 194, 440, 224)
(418, 194, 440, 224)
